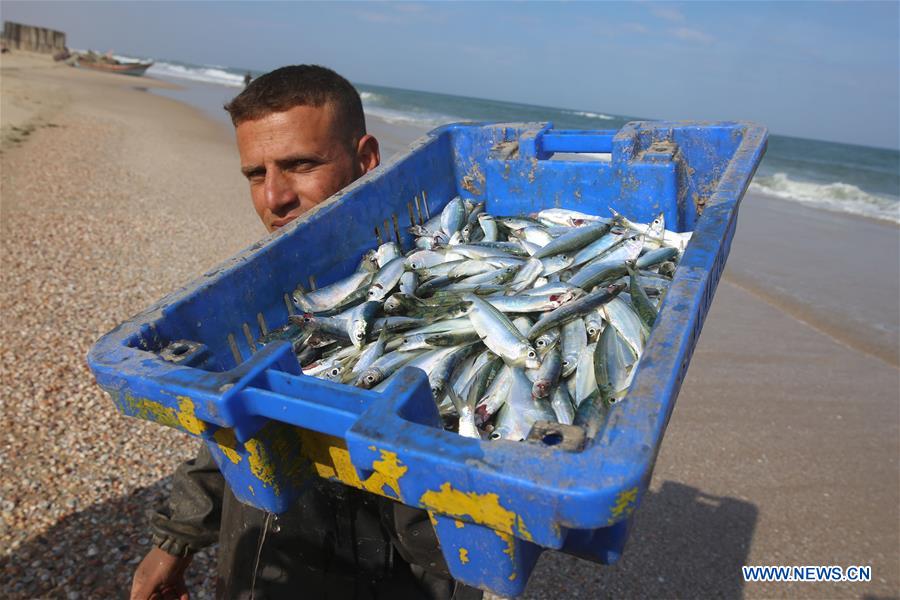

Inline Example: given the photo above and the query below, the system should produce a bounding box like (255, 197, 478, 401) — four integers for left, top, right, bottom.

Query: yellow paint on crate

(369, 450, 407, 498)
(496, 526, 520, 582)
(609, 487, 639, 522)
(122, 393, 208, 436)
(125, 393, 181, 430)
(418, 483, 532, 540)
(175, 396, 206, 435)
(495, 531, 516, 560)
(295, 430, 407, 500)
(458, 548, 469, 564)
(245, 439, 280, 495)
(454, 520, 464, 529)
(213, 429, 242, 464)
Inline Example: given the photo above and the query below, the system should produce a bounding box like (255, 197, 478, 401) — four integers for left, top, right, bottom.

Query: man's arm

(132, 442, 224, 600)
(148, 441, 225, 554)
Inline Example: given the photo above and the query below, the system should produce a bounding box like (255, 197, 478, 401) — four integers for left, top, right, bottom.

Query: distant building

(2, 21, 66, 54)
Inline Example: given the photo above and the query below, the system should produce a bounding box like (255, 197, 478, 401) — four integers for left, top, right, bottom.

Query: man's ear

(355, 134, 380, 176)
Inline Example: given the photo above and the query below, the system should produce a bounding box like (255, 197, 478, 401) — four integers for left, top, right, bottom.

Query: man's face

(236, 103, 375, 232)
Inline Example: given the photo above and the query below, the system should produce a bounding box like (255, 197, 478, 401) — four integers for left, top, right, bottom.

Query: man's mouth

(271, 215, 297, 229)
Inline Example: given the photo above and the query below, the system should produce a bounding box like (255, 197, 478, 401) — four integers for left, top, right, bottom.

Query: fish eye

(330, 368, 340, 376)
(490, 432, 502, 440)
(356, 332, 364, 339)
(528, 350, 536, 358)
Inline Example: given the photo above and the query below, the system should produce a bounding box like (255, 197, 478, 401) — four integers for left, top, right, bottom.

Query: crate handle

(225, 355, 437, 443)
(539, 129, 616, 154)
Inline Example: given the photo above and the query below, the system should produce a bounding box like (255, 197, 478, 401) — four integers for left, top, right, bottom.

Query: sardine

(466, 294, 540, 369)
(491, 368, 555, 441)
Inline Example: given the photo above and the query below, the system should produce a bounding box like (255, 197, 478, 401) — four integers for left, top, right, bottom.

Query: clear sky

(3, 1, 898, 149)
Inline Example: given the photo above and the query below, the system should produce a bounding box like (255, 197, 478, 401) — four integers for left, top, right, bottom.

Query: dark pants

(216, 479, 482, 600)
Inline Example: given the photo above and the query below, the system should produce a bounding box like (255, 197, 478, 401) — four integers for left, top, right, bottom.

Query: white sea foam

(569, 110, 615, 120)
(363, 106, 461, 129)
(750, 172, 900, 225)
(359, 91, 382, 102)
(111, 54, 147, 65)
(145, 61, 246, 88)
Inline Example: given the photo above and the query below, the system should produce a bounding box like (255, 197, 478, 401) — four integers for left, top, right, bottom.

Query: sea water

(135, 56, 900, 225)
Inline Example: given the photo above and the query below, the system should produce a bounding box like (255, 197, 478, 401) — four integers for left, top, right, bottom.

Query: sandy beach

(1, 51, 897, 599)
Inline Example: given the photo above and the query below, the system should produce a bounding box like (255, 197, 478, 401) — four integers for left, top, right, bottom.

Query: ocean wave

(111, 54, 148, 65)
(364, 106, 461, 129)
(750, 172, 899, 225)
(146, 61, 246, 88)
(569, 110, 615, 120)
(359, 91, 382, 102)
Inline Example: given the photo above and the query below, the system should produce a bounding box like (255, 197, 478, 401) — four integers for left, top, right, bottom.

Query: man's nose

(264, 169, 299, 212)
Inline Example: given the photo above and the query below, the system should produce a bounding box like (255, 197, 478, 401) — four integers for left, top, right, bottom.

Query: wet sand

(1, 52, 897, 598)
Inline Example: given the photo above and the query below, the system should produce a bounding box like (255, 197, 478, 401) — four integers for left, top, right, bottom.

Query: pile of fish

(260, 199, 692, 442)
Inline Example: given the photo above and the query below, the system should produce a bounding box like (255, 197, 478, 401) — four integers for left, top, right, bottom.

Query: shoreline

(142, 72, 900, 228)
(749, 184, 900, 229)
(1, 52, 897, 598)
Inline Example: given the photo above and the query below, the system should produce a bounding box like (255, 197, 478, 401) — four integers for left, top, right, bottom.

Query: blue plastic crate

(88, 121, 766, 596)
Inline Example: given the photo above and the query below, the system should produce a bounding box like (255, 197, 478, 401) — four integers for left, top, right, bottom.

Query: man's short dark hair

(224, 65, 365, 144)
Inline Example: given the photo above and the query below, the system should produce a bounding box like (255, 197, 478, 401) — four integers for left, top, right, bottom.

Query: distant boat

(76, 55, 153, 77)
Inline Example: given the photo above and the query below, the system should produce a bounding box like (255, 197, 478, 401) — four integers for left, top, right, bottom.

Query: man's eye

(289, 161, 316, 172)
(247, 173, 265, 184)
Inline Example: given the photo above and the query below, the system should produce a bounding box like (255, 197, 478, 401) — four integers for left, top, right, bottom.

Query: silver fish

(534, 327, 560, 351)
(571, 227, 631, 267)
(465, 295, 540, 369)
(484, 290, 577, 314)
(533, 222, 610, 259)
(399, 270, 418, 295)
(574, 342, 598, 407)
(550, 384, 575, 425)
(475, 364, 512, 423)
(532, 344, 562, 399)
(527, 283, 626, 340)
(441, 197, 466, 236)
(375, 242, 401, 268)
(477, 214, 498, 242)
(535, 208, 610, 227)
(560, 318, 587, 378)
(356, 351, 421, 389)
(541, 253, 574, 276)
(491, 368, 555, 441)
(293, 271, 373, 313)
(350, 333, 387, 378)
(584, 310, 605, 342)
(368, 256, 406, 301)
(447, 386, 480, 439)
(600, 296, 649, 356)
(508, 258, 544, 293)
(512, 226, 554, 247)
(406, 250, 452, 270)
(347, 301, 380, 349)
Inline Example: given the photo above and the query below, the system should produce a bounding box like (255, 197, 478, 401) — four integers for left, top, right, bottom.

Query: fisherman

(130, 65, 481, 600)
(243, 71, 252, 87)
